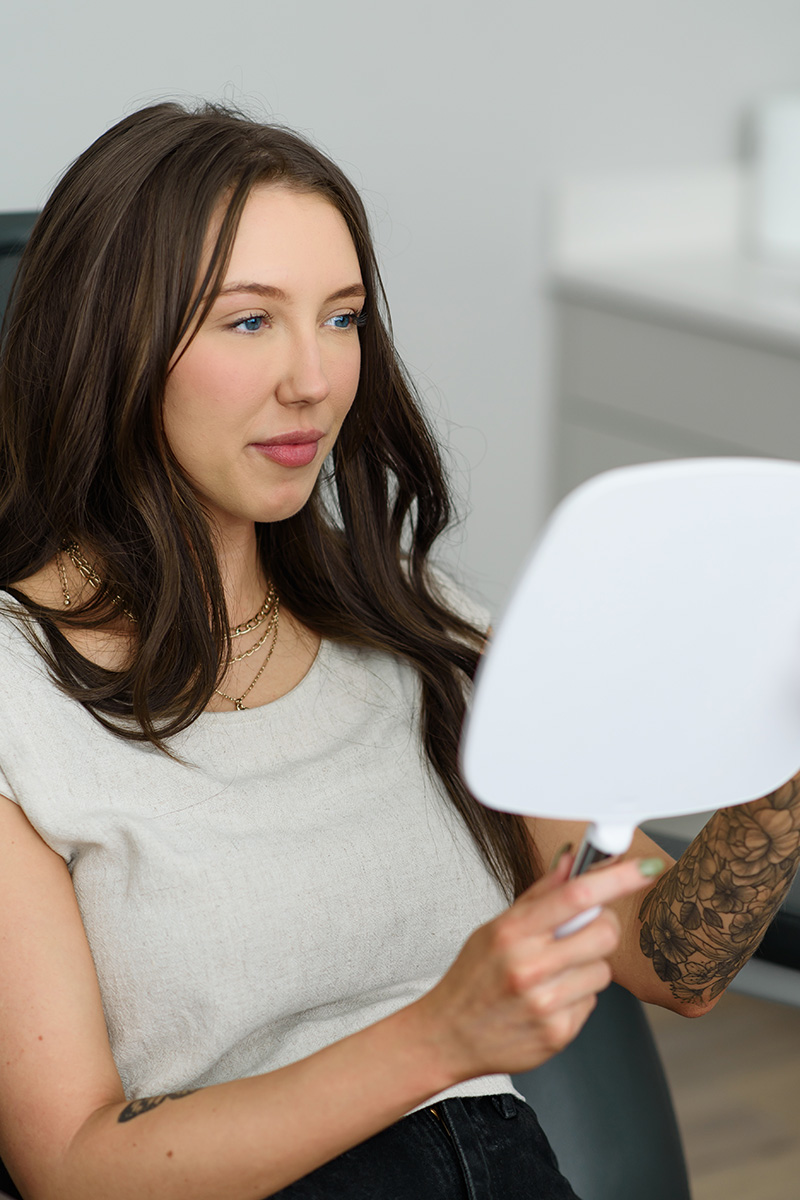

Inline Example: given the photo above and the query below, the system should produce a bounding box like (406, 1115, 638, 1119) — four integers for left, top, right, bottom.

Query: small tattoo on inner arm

(118, 1088, 199, 1123)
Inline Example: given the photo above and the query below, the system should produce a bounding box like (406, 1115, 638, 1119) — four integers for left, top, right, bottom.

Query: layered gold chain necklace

(58, 540, 280, 711)
(215, 589, 280, 711)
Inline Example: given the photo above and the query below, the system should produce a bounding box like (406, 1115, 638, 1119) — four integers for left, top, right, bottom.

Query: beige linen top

(0, 584, 520, 1110)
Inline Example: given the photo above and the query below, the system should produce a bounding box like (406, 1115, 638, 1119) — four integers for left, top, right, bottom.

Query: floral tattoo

(118, 1089, 198, 1123)
(638, 775, 800, 1006)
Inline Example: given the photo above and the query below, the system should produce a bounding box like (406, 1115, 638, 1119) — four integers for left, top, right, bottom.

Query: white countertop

(553, 252, 800, 353)
(547, 165, 800, 352)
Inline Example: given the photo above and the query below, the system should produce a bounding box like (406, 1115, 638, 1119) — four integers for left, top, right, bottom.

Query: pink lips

(251, 430, 324, 468)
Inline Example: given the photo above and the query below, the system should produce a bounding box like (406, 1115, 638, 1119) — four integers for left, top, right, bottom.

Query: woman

(0, 102, 797, 1200)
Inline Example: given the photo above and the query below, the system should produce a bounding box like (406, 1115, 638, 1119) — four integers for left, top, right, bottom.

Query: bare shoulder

(0, 793, 124, 1194)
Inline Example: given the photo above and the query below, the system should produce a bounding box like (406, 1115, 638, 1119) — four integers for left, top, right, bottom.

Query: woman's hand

(414, 854, 662, 1083)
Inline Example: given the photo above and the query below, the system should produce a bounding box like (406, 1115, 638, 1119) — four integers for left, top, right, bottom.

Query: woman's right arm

(0, 793, 656, 1200)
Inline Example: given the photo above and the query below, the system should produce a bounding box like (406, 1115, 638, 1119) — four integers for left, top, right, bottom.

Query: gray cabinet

(552, 256, 800, 503)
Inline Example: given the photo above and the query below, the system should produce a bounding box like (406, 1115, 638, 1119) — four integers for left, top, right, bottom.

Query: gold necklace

(59, 541, 280, 712)
(59, 541, 137, 623)
(59, 541, 275, 635)
(230, 584, 277, 638)
(214, 598, 280, 711)
(228, 608, 279, 662)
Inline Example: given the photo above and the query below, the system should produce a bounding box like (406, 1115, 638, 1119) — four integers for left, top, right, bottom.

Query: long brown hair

(0, 101, 537, 898)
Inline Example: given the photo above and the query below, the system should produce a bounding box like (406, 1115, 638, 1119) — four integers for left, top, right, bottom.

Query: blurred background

(5, 0, 800, 611)
(2, 3, 800, 1196)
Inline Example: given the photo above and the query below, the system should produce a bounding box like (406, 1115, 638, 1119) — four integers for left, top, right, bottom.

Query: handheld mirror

(461, 458, 800, 933)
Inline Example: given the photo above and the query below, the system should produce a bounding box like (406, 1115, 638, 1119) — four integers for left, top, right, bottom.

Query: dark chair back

(0, 211, 38, 319)
(512, 982, 691, 1200)
(0, 211, 37, 1200)
(0, 1159, 21, 1199)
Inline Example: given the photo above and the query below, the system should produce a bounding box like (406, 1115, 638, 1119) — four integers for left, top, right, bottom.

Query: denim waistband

(269, 1093, 581, 1199)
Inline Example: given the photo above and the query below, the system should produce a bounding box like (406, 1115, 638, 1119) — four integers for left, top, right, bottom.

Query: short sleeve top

(0, 581, 520, 1109)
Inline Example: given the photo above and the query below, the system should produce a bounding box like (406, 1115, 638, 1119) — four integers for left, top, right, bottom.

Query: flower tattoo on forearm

(638, 774, 800, 1006)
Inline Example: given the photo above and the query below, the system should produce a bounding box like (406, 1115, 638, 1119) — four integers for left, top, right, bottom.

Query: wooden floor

(646, 992, 800, 1200)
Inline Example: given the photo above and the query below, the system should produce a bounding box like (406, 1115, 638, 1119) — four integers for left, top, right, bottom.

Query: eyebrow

(217, 282, 367, 304)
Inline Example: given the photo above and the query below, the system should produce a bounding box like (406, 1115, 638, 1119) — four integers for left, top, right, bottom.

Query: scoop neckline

(195, 635, 329, 725)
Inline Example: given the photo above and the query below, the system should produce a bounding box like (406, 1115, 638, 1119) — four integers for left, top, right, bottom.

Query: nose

(275, 333, 331, 407)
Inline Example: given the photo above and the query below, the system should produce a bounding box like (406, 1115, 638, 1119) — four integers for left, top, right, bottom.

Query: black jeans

(269, 1094, 582, 1199)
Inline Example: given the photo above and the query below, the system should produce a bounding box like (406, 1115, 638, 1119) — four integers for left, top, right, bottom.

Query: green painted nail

(550, 842, 573, 870)
(639, 857, 665, 877)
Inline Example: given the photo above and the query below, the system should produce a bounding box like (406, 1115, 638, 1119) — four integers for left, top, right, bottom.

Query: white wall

(4, 0, 800, 609)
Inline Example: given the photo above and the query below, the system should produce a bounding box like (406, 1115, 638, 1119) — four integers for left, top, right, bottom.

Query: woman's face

(163, 185, 364, 534)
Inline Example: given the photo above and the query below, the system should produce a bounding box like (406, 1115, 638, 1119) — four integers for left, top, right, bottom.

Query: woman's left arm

(526, 771, 800, 1017)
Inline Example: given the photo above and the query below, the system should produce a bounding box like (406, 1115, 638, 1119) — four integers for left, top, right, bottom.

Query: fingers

(521, 958, 614, 1021)
(522, 847, 574, 898)
(534, 995, 598, 1058)
(513, 856, 663, 939)
(427, 856, 653, 1080)
(504, 958, 614, 1061)
(499, 909, 621, 996)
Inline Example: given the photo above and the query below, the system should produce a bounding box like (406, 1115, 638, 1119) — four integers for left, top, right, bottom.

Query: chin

(254, 493, 315, 525)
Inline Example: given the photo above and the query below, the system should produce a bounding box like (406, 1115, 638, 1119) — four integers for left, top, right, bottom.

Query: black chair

(0, 211, 37, 1200)
(0, 211, 38, 319)
(0, 1161, 20, 1199)
(512, 981, 691, 1200)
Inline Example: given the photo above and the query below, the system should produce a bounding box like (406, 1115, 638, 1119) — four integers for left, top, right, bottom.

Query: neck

(212, 521, 269, 630)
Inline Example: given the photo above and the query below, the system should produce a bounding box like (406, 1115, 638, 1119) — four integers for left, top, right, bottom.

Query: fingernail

(550, 842, 573, 870)
(639, 857, 665, 878)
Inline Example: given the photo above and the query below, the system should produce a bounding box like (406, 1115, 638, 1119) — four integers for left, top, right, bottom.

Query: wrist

(398, 991, 467, 1095)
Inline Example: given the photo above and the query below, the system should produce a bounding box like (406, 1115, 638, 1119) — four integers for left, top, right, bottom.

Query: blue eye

(232, 313, 267, 333)
(325, 311, 366, 331)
